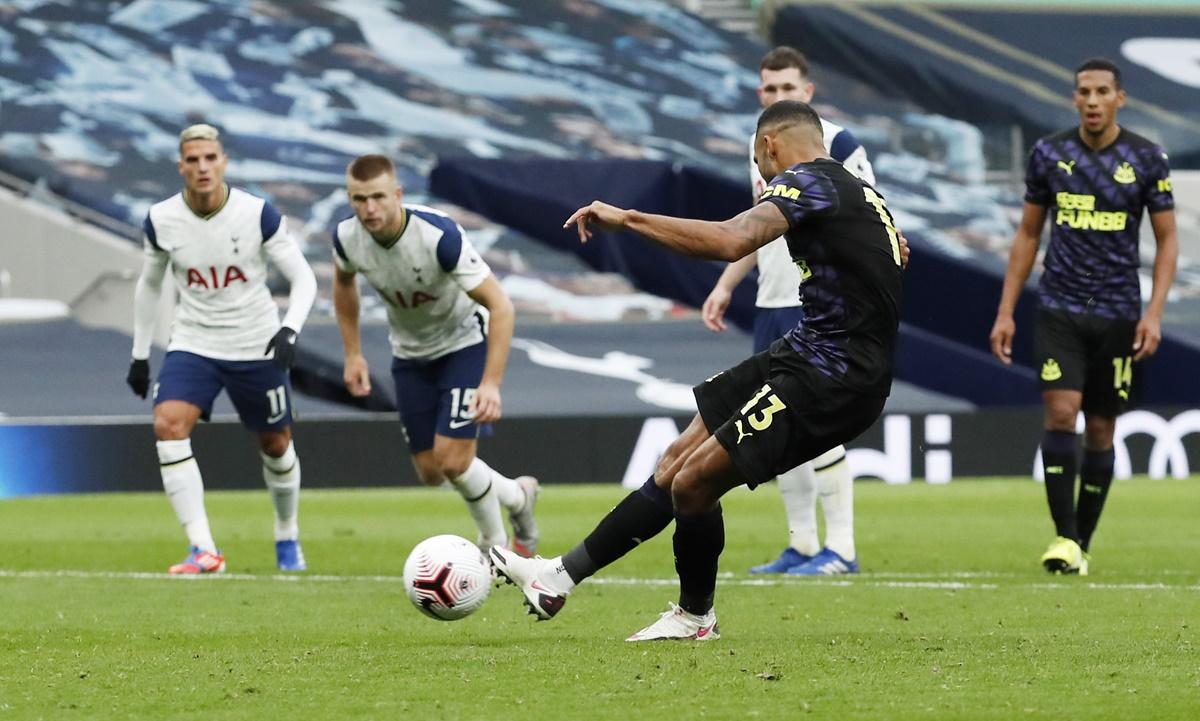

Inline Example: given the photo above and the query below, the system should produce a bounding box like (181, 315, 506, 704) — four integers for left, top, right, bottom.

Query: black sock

(1076, 447, 1115, 552)
(674, 504, 725, 616)
(1041, 430, 1079, 540)
(561, 477, 673, 584)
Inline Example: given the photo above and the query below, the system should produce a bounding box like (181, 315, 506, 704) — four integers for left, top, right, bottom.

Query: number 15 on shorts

(734, 383, 786, 444)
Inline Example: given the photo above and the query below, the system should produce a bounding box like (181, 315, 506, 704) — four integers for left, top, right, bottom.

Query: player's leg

(1076, 413, 1115, 569)
(436, 342, 539, 553)
(624, 433, 741, 642)
(1035, 309, 1086, 573)
(748, 307, 818, 573)
(749, 462, 817, 573)
(490, 413, 712, 620)
(431, 435, 506, 549)
(1075, 316, 1135, 566)
(152, 352, 224, 574)
(788, 445, 859, 575)
(226, 358, 305, 571)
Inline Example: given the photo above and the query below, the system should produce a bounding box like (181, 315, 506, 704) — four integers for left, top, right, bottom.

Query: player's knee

(437, 456, 471, 480)
(1084, 416, 1115, 448)
(258, 433, 291, 458)
(670, 467, 711, 516)
(1043, 401, 1078, 431)
(411, 456, 444, 486)
(153, 414, 189, 441)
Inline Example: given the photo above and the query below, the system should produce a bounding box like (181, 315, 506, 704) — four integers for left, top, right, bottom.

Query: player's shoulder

(1032, 128, 1078, 154)
(1116, 128, 1169, 159)
(407, 204, 462, 235)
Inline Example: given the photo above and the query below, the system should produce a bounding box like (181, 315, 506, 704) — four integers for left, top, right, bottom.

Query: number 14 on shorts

(735, 383, 786, 444)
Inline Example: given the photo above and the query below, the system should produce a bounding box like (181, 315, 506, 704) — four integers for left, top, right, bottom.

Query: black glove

(126, 358, 150, 399)
(265, 327, 298, 370)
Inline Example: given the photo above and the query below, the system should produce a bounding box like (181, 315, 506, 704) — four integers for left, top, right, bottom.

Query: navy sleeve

(1023, 142, 1051, 206)
(332, 223, 349, 263)
(434, 223, 464, 273)
(828, 128, 861, 164)
(142, 214, 161, 251)
(260, 201, 283, 243)
(1143, 147, 1175, 213)
(760, 169, 839, 230)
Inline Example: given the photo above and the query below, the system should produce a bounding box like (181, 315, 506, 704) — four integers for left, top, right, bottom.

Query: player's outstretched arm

(128, 241, 168, 398)
(466, 275, 513, 425)
(563, 201, 789, 262)
(332, 268, 370, 397)
(1135, 209, 1178, 361)
(990, 202, 1047, 365)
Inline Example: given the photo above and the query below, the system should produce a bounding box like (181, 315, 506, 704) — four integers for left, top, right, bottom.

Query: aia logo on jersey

(385, 290, 439, 309)
(187, 266, 248, 289)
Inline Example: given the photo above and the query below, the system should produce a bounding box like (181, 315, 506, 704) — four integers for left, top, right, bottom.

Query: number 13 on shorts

(734, 383, 787, 444)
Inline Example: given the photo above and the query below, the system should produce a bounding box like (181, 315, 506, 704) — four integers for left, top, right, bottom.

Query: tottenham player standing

(127, 124, 317, 574)
(990, 59, 1177, 575)
(492, 101, 903, 640)
(702, 46, 873, 577)
(332, 155, 539, 554)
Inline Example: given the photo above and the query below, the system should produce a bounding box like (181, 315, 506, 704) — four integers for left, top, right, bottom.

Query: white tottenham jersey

(333, 205, 492, 361)
(749, 117, 875, 308)
(142, 187, 306, 360)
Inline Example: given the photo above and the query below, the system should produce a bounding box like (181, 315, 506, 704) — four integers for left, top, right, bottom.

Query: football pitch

(1, 479, 1196, 720)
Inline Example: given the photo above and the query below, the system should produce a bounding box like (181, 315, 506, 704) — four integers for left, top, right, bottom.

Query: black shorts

(694, 339, 886, 489)
(1034, 307, 1137, 416)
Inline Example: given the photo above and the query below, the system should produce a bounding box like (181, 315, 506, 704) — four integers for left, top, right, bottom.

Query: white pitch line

(0, 568, 1197, 592)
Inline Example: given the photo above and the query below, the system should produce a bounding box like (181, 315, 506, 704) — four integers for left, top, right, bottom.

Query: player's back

(759, 160, 903, 396)
(144, 187, 283, 360)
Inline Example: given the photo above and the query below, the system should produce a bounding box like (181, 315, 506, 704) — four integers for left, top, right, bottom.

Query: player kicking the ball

(332, 155, 539, 555)
(128, 124, 317, 574)
(492, 101, 904, 640)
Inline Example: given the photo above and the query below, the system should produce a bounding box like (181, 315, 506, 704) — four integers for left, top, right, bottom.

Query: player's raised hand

(265, 327, 298, 370)
(702, 285, 731, 332)
(1133, 315, 1162, 361)
(126, 358, 150, 399)
(563, 201, 628, 243)
(989, 315, 1015, 365)
(471, 381, 502, 424)
(343, 353, 371, 397)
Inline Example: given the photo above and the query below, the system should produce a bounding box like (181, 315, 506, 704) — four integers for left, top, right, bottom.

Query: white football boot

(626, 602, 720, 642)
(489, 545, 567, 620)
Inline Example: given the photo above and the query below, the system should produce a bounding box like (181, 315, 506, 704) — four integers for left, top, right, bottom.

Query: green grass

(1, 479, 1197, 720)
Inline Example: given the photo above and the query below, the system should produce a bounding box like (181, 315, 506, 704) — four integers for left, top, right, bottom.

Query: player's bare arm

(563, 201, 789, 262)
(1134, 209, 1178, 361)
(990, 202, 1048, 364)
(702, 254, 756, 333)
(466, 274, 514, 424)
(332, 267, 371, 397)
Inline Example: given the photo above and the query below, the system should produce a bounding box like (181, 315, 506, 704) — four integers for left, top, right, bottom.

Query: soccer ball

(403, 534, 492, 621)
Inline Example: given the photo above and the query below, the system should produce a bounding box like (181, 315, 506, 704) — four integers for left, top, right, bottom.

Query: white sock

(262, 442, 300, 542)
(451, 459, 507, 548)
(814, 446, 855, 560)
(540, 556, 576, 596)
(470, 458, 525, 513)
(777, 462, 820, 556)
(157, 439, 216, 553)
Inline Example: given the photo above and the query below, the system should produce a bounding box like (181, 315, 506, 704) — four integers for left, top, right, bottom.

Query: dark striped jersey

(760, 159, 904, 397)
(1025, 128, 1174, 320)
